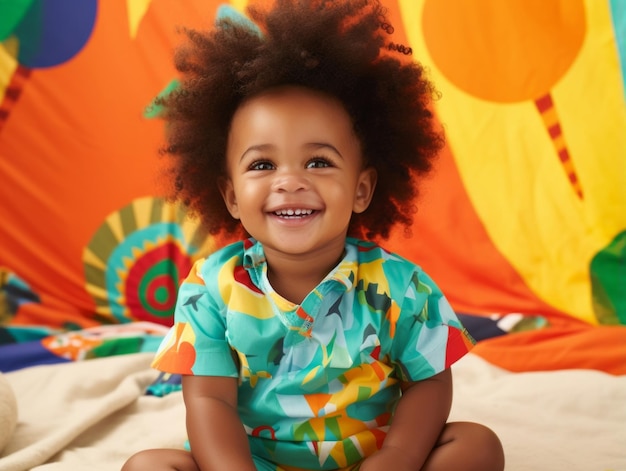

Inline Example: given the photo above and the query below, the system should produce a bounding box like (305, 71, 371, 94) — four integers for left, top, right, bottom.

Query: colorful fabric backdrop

(0, 0, 624, 374)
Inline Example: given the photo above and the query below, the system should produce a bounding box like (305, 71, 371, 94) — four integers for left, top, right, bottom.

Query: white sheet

(1, 353, 624, 471)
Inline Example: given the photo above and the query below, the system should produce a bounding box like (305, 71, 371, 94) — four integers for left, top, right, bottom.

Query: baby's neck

(264, 248, 345, 305)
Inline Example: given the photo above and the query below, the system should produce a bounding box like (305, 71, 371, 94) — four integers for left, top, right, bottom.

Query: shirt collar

(242, 238, 358, 293)
(242, 238, 265, 270)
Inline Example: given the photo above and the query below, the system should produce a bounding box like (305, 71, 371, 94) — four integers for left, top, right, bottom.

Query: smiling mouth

(273, 208, 315, 218)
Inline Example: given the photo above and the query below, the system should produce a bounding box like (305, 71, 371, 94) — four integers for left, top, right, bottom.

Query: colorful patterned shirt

(152, 238, 474, 470)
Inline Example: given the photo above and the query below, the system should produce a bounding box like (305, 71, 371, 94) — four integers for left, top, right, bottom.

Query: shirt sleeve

(151, 258, 239, 377)
(390, 270, 475, 382)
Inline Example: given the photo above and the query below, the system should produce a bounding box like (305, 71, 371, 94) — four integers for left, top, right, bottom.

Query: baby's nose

(272, 168, 310, 192)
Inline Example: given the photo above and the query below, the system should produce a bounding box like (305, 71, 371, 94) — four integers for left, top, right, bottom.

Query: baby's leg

(423, 421, 505, 471)
(121, 448, 199, 471)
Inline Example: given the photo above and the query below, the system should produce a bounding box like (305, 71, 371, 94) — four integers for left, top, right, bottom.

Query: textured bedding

(1, 350, 624, 471)
(0, 322, 625, 470)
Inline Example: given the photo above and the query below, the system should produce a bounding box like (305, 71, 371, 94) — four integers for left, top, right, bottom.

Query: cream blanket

(1, 353, 624, 471)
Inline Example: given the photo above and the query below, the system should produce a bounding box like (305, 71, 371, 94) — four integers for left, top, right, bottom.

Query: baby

(123, 1, 505, 470)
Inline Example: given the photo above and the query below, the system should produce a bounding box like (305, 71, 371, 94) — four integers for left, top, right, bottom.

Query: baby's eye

(306, 158, 332, 169)
(249, 160, 275, 171)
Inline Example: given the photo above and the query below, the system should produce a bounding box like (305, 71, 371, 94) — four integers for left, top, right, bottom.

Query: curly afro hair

(156, 0, 444, 240)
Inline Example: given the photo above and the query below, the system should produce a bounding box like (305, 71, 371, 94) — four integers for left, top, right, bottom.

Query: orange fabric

(473, 323, 626, 375)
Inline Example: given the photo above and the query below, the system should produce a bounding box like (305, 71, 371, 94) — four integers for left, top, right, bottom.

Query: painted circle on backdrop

(422, 0, 586, 102)
(83, 197, 214, 326)
(10, 0, 98, 68)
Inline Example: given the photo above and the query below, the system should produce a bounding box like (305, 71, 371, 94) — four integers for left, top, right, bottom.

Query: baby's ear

(353, 167, 377, 214)
(218, 177, 240, 219)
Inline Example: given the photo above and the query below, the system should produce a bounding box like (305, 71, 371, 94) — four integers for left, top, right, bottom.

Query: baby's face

(220, 86, 376, 261)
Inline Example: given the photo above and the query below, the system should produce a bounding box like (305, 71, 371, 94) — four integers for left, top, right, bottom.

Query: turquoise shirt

(153, 238, 474, 469)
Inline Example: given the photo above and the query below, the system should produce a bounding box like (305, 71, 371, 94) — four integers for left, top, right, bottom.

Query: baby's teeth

(275, 209, 312, 216)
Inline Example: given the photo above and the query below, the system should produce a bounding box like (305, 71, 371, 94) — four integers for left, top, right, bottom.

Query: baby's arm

(360, 368, 453, 471)
(182, 375, 256, 471)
